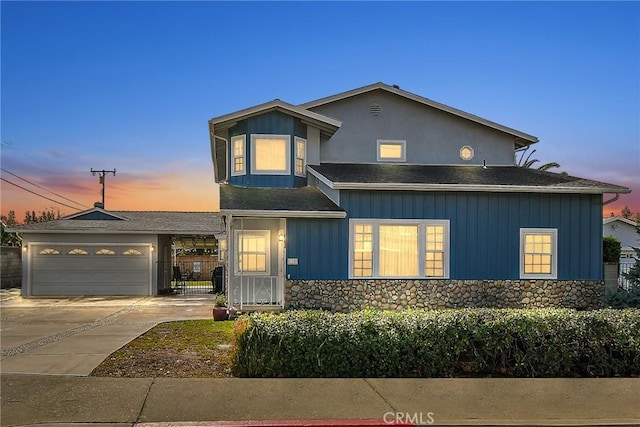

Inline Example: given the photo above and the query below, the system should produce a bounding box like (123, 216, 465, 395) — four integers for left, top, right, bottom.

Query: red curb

(135, 420, 415, 426)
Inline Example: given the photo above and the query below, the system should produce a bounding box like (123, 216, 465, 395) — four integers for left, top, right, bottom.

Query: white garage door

(30, 244, 151, 296)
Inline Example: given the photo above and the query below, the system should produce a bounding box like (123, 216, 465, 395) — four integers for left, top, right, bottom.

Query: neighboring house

(10, 208, 222, 296)
(603, 216, 639, 287)
(209, 82, 631, 311)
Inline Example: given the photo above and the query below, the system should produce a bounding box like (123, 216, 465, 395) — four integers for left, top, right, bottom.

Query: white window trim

(377, 139, 406, 162)
(234, 230, 271, 276)
(294, 136, 307, 177)
(250, 134, 291, 175)
(348, 219, 450, 279)
(519, 228, 558, 279)
(231, 135, 246, 177)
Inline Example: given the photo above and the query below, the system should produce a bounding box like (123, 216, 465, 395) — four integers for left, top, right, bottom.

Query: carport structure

(10, 208, 223, 296)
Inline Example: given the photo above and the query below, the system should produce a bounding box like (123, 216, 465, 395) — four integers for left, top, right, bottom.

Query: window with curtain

(350, 220, 449, 278)
(236, 230, 270, 275)
(379, 225, 418, 276)
(251, 134, 291, 174)
(520, 228, 557, 279)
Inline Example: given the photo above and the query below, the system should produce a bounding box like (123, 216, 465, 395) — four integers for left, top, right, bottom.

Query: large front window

(350, 220, 449, 278)
(235, 230, 270, 275)
(520, 228, 557, 279)
(251, 134, 291, 175)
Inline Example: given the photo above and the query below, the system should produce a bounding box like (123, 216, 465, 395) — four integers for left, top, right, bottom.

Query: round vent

(369, 103, 382, 116)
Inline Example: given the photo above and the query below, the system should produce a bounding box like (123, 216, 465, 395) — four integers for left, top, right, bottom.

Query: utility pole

(90, 169, 116, 209)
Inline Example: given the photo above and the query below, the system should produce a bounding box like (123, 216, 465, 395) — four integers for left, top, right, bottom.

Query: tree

(621, 206, 633, 219)
(515, 146, 561, 171)
(1, 210, 20, 246)
(23, 207, 62, 224)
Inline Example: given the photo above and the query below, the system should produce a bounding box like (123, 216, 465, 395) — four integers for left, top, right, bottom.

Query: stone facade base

(285, 279, 605, 312)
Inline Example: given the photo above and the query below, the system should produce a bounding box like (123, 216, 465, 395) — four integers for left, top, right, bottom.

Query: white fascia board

(331, 182, 619, 194)
(209, 100, 341, 131)
(603, 217, 637, 226)
(221, 209, 346, 219)
(13, 229, 220, 235)
(63, 208, 129, 221)
(307, 167, 337, 189)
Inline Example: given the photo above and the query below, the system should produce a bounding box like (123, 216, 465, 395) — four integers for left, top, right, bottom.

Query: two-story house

(209, 82, 630, 311)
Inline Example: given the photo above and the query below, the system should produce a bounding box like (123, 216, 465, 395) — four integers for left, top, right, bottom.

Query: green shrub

(232, 308, 640, 378)
(603, 236, 621, 263)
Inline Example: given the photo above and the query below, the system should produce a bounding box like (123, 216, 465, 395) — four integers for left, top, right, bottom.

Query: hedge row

(232, 308, 640, 378)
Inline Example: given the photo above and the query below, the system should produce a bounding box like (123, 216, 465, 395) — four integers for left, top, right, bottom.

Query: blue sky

(1, 1, 639, 218)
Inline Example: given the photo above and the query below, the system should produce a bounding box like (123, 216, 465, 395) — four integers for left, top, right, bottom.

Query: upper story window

(520, 228, 557, 279)
(251, 134, 291, 175)
(377, 140, 406, 162)
(295, 137, 307, 177)
(460, 145, 474, 161)
(231, 135, 246, 176)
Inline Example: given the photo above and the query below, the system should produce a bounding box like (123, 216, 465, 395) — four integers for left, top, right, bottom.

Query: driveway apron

(0, 291, 214, 376)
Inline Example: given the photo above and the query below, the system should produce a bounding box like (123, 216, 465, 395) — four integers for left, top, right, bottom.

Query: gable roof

(299, 82, 538, 148)
(309, 163, 631, 195)
(209, 99, 342, 138)
(63, 207, 128, 221)
(219, 184, 346, 218)
(8, 210, 223, 236)
(603, 216, 638, 227)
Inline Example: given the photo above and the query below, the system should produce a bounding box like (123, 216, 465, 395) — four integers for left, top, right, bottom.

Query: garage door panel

(30, 244, 151, 296)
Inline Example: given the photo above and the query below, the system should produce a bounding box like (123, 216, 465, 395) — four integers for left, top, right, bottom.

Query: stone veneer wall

(285, 279, 605, 312)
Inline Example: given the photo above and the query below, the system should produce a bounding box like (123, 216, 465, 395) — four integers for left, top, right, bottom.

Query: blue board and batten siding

(286, 191, 603, 281)
(228, 111, 307, 188)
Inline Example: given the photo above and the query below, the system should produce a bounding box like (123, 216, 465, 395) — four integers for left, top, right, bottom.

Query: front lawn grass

(90, 320, 235, 378)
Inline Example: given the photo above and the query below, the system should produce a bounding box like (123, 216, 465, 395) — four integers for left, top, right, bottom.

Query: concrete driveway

(0, 289, 215, 376)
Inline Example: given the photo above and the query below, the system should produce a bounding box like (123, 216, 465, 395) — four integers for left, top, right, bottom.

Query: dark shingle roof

(9, 211, 223, 235)
(219, 185, 345, 216)
(309, 164, 630, 194)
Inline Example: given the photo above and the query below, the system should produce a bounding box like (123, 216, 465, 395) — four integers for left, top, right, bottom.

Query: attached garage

(29, 243, 151, 296)
(12, 208, 223, 297)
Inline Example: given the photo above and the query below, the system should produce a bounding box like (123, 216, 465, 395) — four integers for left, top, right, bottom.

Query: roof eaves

(220, 209, 346, 219)
(603, 216, 638, 226)
(63, 207, 129, 221)
(329, 182, 629, 194)
(209, 99, 341, 132)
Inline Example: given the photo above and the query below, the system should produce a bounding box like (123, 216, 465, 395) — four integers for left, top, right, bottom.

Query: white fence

(229, 275, 284, 308)
(619, 262, 635, 290)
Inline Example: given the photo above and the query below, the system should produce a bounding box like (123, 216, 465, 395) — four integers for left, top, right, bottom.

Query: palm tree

(515, 146, 561, 171)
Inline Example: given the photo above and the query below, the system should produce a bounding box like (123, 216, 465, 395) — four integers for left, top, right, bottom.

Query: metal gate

(171, 258, 225, 295)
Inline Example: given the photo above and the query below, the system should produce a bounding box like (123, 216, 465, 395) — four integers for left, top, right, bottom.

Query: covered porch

(219, 185, 347, 310)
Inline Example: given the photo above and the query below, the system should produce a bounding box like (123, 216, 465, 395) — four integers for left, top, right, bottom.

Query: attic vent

(369, 103, 382, 116)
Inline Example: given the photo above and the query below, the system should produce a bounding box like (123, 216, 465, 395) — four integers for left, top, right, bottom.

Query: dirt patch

(90, 320, 234, 378)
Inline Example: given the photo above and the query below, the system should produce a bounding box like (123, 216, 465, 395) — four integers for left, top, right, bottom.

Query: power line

(0, 177, 83, 211)
(0, 168, 90, 209)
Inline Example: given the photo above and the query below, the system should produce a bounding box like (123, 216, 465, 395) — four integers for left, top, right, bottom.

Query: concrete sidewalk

(1, 375, 639, 426)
